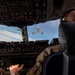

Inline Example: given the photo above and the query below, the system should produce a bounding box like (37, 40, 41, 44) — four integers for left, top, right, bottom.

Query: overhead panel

(0, 0, 48, 26)
(0, 0, 75, 26)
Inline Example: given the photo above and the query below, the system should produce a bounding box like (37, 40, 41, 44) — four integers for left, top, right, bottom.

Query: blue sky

(0, 19, 60, 43)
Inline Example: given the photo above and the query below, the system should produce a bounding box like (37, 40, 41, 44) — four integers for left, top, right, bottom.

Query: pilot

(26, 9, 75, 75)
(9, 9, 75, 75)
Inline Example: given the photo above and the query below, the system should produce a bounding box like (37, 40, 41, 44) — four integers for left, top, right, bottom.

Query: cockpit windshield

(0, 19, 60, 43)
(0, 25, 22, 42)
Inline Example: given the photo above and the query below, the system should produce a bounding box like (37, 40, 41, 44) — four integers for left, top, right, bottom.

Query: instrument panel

(0, 40, 49, 54)
(0, 40, 49, 75)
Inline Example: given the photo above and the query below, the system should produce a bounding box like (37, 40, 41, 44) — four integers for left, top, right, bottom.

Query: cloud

(0, 29, 22, 41)
(0, 28, 36, 42)
(29, 37, 35, 41)
(48, 19, 60, 27)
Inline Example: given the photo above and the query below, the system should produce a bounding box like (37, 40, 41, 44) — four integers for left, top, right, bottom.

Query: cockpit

(0, 0, 75, 75)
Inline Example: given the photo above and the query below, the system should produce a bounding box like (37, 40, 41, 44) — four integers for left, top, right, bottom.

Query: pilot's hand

(26, 64, 38, 75)
(9, 64, 24, 75)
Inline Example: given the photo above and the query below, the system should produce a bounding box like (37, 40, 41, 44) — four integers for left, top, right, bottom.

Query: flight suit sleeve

(35, 45, 61, 68)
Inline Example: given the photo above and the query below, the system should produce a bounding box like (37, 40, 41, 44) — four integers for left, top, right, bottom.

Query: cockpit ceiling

(0, 0, 75, 27)
(48, 0, 75, 20)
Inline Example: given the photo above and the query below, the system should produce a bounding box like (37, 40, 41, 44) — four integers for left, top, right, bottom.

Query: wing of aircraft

(32, 26, 44, 34)
(32, 28, 43, 34)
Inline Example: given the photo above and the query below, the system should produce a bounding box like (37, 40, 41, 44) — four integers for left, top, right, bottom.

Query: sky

(0, 19, 60, 43)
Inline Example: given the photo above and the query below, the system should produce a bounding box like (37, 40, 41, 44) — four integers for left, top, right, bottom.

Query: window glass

(0, 25, 22, 42)
(27, 19, 60, 43)
(0, 19, 60, 42)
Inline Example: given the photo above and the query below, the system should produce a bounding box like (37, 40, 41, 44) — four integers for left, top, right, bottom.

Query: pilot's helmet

(58, 9, 75, 54)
